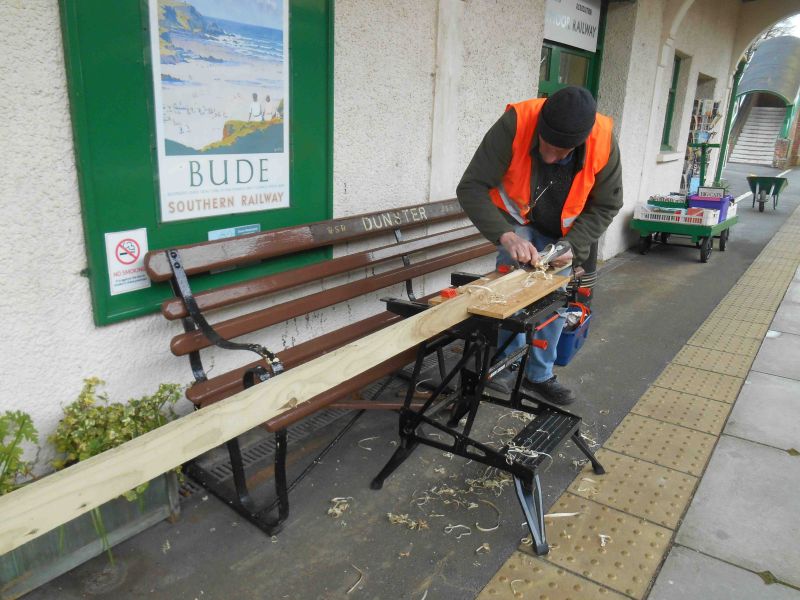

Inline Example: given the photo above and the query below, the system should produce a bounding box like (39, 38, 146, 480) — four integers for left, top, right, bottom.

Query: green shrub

(0, 410, 37, 496)
(49, 378, 181, 500)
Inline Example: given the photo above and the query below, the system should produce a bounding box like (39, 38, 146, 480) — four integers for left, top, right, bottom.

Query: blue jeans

(496, 225, 569, 383)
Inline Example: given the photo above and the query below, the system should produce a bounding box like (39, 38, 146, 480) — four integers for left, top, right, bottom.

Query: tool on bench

(535, 240, 572, 269)
(372, 268, 605, 556)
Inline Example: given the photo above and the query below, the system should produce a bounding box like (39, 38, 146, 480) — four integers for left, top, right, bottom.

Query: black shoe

(483, 369, 517, 394)
(522, 375, 575, 405)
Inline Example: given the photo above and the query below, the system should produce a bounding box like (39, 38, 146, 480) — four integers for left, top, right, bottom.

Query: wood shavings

(427, 432, 443, 439)
(579, 431, 599, 448)
(357, 436, 379, 451)
(521, 534, 532, 546)
(433, 467, 446, 475)
(599, 409, 610, 415)
(398, 551, 411, 558)
(505, 444, 553, 471)
(444, 523, 472, 539)
(442, 452, 454, 460)
(475, 500, 501, 532)
(419, 590, 429, 600)
(464, 284, 508, 305)
(522, 268, 552, 287)
(544, 511, 581, 519)
(510, 578, 525, 596)
(572, 458, 589, 469)
(475, 542, 491, 554)
(347, 565, 364, 594)
(387, 512, 429, 531)
(328, 497, 353, 519)
(598, 534, 612, 547)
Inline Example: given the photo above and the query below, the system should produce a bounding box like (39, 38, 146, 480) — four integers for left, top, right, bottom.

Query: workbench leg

(572, 431, 605, 475)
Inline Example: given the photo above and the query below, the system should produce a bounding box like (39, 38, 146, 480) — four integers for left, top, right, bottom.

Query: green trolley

(631, 203, 738, 263)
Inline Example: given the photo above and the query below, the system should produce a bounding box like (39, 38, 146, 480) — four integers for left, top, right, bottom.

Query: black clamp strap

(167, 249, 284, 377)
(393, 228, 417, 301)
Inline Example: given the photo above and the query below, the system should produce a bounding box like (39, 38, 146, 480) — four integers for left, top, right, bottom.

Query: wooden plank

(429, 269, 569, 320)
(0, 269, 547, 555)
(468, 273, 570, 319)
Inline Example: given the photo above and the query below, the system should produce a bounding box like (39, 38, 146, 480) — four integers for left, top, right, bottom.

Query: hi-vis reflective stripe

(562, 216, 577, 228)
(498, 184, 527, 225)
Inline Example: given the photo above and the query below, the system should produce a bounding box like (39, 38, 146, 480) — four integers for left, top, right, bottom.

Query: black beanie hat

(539, 86, 597, 148)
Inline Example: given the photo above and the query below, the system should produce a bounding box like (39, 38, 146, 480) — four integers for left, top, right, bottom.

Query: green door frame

(539, 0, 607, 99)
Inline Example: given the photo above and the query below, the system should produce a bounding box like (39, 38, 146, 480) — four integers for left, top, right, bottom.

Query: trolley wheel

(639, 234, 652, 255)
(773, 195, 778, 210)
(758, 189, 767, 212)
(659, 232, 670, 244)
(719, 228, 729, 251)
(700, 236, 713, 263)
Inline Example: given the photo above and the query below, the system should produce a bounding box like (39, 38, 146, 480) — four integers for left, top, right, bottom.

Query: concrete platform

(675, 435, 800, 588)
(649, 545, 800, 600)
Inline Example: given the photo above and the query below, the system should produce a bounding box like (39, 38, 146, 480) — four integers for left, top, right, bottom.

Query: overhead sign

(148, 0, 290, 222)
(544, 0, 602, 53)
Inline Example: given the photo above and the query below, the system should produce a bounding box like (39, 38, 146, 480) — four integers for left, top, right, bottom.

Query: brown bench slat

(263, 349, 417, 432)
(171, 241, 494, 356)
(146, 198, 465, 281)
(161, 226, 482, 320)
(186, 311, 403, 406)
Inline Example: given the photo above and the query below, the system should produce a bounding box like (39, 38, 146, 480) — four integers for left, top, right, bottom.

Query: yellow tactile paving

(527, 494, 671, 599)
(632, 386, 731, 435)
(707, 303, 775, 325)
(477, 552, 627, 600)
(568, 449, 697, 529)
(651, 364, 743, 403)
(690, 317, 769, 341)
(671, 345, 754, 378)
(604, 414, 716, 476)
(686, 334, 763, 357)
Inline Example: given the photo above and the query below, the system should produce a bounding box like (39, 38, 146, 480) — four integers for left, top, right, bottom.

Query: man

(456, 86, 623, 405)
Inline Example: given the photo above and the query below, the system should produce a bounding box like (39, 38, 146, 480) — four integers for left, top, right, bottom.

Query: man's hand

(549, 250, 573, 269)
(499, 231, 539, 265)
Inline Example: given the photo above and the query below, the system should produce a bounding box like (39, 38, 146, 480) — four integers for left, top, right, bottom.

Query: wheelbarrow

(747, 175, 788, 212)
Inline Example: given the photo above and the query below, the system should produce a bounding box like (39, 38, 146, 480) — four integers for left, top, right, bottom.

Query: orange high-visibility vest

(489, 98, 613, 235)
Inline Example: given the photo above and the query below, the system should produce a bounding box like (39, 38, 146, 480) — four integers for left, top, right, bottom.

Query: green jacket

(456, 107, 623, 266)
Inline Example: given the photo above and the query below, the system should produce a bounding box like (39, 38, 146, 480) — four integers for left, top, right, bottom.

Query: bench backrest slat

(146, 198, 464, 281)
(161, 226, 482, 320)
(170, 241, 493, 356)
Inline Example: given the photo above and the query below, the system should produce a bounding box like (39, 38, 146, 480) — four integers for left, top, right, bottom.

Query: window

(661, 55, 682, 150)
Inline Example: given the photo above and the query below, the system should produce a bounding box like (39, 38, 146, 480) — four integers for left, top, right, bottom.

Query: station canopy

(738, 35, 800, 106)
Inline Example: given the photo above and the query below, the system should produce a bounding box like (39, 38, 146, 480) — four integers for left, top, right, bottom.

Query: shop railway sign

(544, 0, 602, 53)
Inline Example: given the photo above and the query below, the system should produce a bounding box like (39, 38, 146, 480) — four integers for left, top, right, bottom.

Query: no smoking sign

(115, 238, 141, 265)
(104, 228, 151, 296)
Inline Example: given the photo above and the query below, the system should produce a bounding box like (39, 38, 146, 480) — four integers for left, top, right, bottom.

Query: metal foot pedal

(506, 408, 582, 555)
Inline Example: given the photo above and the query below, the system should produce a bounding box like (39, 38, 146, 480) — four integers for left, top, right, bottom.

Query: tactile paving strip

(723, 284, 788, 307)
(690, 317, 769, 341)
(568, 449, 697, 530)
(707, 303, 776, 325)
(477, 552, 627, 600)
(686, 334, 762, 357)
(651, 364, 743, 403)
(632, 386, 731, 435)
(604, 414, 716, 477)
(530, 493, 671, 599)
(671, 345, 754, 378)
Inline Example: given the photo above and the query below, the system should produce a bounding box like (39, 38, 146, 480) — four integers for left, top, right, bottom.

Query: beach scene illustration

(154, 0, 286, 155)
